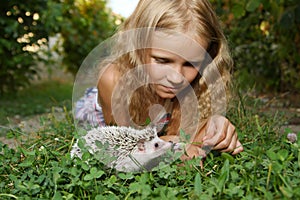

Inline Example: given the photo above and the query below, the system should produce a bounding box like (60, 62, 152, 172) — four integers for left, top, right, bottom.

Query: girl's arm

(97, 64, 121, 125)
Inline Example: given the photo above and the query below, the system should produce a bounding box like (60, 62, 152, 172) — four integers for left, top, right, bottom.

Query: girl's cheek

(147, 65, 167, 81)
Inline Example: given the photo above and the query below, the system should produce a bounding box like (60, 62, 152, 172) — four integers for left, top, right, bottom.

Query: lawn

(0, 81, 299, 199)
(0, 80, 73, 126)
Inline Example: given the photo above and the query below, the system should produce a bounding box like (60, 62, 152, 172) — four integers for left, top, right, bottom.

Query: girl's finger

(214, 124, 236, 150)
(219, 131, 237, 152)
(232, 140, 244, 155)
(203, 118, 228, 147)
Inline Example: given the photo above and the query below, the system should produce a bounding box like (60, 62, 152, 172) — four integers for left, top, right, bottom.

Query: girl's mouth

(162, 85, 181, 93)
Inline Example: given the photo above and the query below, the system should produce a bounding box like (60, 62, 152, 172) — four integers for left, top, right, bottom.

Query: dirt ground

(0, 108, 67, 149)
(256, 92, 300, 132)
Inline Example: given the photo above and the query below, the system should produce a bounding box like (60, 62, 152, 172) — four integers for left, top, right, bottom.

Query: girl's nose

(166, 66, 184, 85)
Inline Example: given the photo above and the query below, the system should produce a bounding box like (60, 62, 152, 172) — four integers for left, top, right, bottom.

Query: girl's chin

(152, 84, 182, 99)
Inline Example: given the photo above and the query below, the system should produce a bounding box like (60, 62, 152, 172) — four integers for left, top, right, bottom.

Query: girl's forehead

(151, 31, 208, 61)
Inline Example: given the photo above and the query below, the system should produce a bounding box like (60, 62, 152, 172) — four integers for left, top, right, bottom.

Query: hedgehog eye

(154, 143, 159, 148)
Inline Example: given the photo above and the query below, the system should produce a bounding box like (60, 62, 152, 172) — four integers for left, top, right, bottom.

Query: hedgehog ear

(137, 139, 146, 152)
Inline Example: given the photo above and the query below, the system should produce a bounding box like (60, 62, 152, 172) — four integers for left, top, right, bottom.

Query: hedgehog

(71, 126, 183, 172)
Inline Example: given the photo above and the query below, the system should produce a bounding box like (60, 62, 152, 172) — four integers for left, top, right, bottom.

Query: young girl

(74, 0, 243, 161)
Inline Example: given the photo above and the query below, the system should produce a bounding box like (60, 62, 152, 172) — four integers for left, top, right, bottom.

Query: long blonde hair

(100, 0, 233, 135)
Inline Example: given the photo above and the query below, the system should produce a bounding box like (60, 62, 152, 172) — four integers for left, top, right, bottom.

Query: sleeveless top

(74, 87, 171, 135)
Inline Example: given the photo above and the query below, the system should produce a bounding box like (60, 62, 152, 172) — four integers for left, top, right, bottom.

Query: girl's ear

(137, 139, 146, 151)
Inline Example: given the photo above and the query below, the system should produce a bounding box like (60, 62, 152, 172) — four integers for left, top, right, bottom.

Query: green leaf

(118, 173, 134, 180)
(90, 167, 98, 175)
(232, 3, 246, 18)
(219, 159, 230, 188)
(20, 148, 36, 156)
(82, 152, 91, 161)
(298, 150, 300, 169)
(277, 149, 288, 162)
(53, 192, 63, 200)
(83, 167, 105, 180)
(221, 152, 235, 164)
(93, 170, 105, 179)
(81, 162, 90, 171)
(129, 182, 143, 193)
(18, 161, 34, 167)
(279, 186, 293, 198)
(83, 174, 94, 181)
(194, 173, 202, 196)
(179, 129, 190, 142)
(266, 149, 278, 160)
(53, 171, 61, 184)
(144, 117, 151, 125)
(246, 0, 261, 12)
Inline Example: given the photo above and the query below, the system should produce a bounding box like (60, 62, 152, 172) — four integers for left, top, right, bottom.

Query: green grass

(0, 85, 299, 199)
(0, 80, 73, 125)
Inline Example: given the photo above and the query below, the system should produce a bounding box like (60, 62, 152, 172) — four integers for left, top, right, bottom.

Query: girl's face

(146, 31, 208, 99)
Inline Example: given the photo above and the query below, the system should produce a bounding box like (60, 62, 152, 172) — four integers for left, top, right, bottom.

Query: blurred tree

(2, 0, 298, 94)
(44, 0, 119, 75)
(212, 0, 300, 92)
(0, 0, 49, 94)
(0, 0, 119, 94)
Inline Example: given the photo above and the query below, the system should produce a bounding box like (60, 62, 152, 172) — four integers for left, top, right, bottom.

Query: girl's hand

(202, 115, 243, 155)
(161, 115, 243, 168)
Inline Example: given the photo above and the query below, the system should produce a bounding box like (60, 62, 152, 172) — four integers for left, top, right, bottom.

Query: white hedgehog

(71, 126, 183, 172)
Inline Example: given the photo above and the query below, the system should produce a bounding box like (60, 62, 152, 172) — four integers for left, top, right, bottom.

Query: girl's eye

(154, 143, 159, 148)
(184, 61, 201, 68)
(153, 57, 170, 64)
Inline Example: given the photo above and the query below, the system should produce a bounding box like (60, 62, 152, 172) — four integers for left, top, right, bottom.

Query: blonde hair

(100, 0, 233, 135)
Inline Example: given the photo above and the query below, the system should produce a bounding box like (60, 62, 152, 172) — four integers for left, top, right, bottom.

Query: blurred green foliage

(0, 0, 299, 94)
(0, 0, 118, 94)
(44, 0, 119, 75)
(212, 0, 300, 92)
(0, 0, 49, 94)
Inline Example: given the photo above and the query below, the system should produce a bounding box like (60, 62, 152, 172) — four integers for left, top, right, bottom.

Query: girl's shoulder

(97, 63, 122, 125)
(97, 63, 122, 91)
